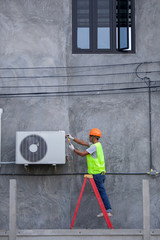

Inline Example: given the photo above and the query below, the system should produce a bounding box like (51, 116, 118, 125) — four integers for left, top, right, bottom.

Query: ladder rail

(70, 177, 87, 229)
(89, 178, 113, 229)
(70, 175, 113, 229)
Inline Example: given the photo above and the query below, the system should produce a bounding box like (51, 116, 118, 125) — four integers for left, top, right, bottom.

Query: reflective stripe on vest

(86, 142, 106, 175)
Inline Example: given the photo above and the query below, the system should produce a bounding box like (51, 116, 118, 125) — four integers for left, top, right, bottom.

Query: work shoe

(108, 212, 113, 217)
(97, 212, 104, 217)
(97, 212, 113, 217)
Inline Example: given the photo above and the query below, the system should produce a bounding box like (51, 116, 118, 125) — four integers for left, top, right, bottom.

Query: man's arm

(74, 149, 89, 157)
(68, 143, 90, 157)
(73, 138, 90, 147)
(66, 134, 89, 146)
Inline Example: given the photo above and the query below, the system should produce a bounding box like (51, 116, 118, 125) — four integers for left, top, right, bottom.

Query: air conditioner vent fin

(20, 134, 47, 162)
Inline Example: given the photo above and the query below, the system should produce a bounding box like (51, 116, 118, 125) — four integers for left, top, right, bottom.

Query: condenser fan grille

(20, 134, 47, 162)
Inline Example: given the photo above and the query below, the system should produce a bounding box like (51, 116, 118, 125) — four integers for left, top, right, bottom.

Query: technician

(67, 128, 112, 217)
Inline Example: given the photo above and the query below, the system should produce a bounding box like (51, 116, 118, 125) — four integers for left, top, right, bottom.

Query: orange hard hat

(89, 128, 101, 137)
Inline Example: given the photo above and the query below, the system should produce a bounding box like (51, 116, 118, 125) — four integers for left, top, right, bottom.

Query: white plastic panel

(16, 131, 65, 165)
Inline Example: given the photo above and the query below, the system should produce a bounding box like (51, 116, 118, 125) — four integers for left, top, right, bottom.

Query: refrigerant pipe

(0, 109, 3, 167)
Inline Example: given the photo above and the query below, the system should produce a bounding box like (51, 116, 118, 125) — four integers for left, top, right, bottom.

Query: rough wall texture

(0, 0, 160, 230)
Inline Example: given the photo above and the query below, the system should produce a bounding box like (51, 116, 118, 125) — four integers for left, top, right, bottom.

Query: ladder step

(84, 174, 93, 178)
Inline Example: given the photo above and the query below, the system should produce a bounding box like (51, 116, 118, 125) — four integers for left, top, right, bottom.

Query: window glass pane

(98, 28, 110, 49)
(77, 0, 90, 49)
(127, 0, 132, 50)
(119, 27, 128, 49)
(77, 28, 90, 49)
(116, 0, 132, 50)
(97, 0, 110, 49)
(118, 0, 129, 50)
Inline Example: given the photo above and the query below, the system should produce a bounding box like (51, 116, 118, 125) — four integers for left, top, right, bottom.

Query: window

(72, 0, 135, 53)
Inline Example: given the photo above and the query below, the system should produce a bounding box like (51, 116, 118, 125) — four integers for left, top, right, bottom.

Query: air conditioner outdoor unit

(16, 131, 65, 165)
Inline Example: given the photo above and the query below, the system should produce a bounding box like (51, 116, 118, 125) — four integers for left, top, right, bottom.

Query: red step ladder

(70, 174, 113, 229)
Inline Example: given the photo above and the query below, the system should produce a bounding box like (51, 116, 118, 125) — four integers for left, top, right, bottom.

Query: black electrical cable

(0, 90, 150, 98)
(0, 85, 160, 97)
(0, 70, 159, 79)
(135, 66, 154, 172)
(0, 80, 159, 90)
(0, 172, 149, 176)
(0, 60, 159, 70)
(148, 79, 153, 170)
(152, 88, 160, 92)
(0, 80, 151, 89)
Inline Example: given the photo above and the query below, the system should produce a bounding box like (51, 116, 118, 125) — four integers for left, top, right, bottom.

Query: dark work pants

(93, 174, 112, 212)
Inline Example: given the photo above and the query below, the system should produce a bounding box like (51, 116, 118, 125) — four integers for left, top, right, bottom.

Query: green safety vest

(86, 142, 106, 175)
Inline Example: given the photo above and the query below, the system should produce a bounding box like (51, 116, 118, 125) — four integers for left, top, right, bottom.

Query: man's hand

(69, 143, 75, 151)
(66, 134, 74, 140)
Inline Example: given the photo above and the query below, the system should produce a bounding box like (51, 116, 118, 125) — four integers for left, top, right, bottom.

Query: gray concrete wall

(0, 0, 160, 230)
